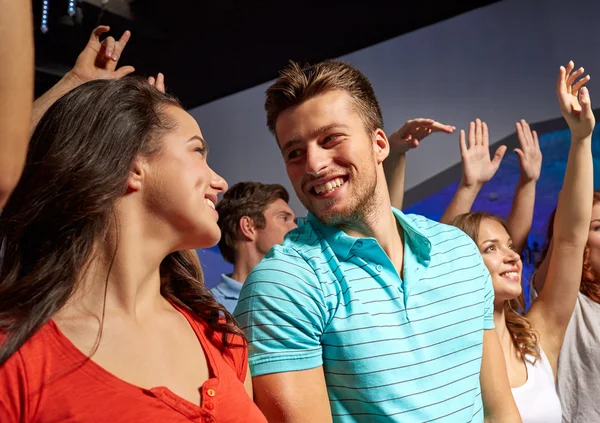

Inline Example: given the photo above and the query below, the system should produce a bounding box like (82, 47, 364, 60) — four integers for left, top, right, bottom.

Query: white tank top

(511, 347, 562, 423)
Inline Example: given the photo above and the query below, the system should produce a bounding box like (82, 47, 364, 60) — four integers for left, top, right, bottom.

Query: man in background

(211, 181, 297, 312)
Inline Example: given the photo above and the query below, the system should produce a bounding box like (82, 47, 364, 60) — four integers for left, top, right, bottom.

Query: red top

(0, 304, 267, 423)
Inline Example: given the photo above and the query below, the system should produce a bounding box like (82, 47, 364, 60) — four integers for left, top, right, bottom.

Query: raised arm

(0, 0, 33, 208)
(31, 26, 134, 130)
(506, 120, 543, 254)
(384, 119, 455, 209)
(440, 119, 507, 224)
(527, 61, 594, 372)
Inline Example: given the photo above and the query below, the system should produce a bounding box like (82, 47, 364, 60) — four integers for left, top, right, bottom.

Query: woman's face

(587, 203, 600, 275)
(141, 106, 227, 250)
(476, 218, 523, 304)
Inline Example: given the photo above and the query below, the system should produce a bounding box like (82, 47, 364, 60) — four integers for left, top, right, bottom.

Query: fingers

(148, 73, 166, 93)
(468, 121, 476, 148)
(572, 74, 591, 94)
(101, 36, 116, 61)
(557, 65, 567, 98)
(580, 86, 593, 115)
(521, 119, 533, 145)
(113, 65, 135, 79)
(514, 147, 525, 163)
(405, 118, 455, 133)
(533, 130, 540, 149)
(111, 30, 131, 62)
(515, 121, 525, 145)
(155, 72, 165, 93)
(405, 118, 435, 127)
(89, 25, 110, 45)
(459, 129, 467, 155)
(429, 121, 456, 133)
(564, 60, 575, 79)
(566, 66, 585, 93)
(482, 121, 489, 146)
(474, 119, 483, 146)
(492, 145, 507, 169)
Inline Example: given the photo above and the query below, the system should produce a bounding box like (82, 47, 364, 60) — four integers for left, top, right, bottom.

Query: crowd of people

(0, 3, 598, 422)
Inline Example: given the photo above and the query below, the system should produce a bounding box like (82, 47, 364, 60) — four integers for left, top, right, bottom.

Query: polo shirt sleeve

(233, 246, 327, 377)
(482, 265, 495, 330)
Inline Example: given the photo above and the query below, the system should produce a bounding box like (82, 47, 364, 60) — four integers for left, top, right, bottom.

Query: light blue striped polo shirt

(234, 208, 494, 422)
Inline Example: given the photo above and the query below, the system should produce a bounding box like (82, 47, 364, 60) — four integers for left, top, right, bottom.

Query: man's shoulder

(245, 222, 328, 291)
(403, 213, 473, 242)
(249, 241, 320, 280)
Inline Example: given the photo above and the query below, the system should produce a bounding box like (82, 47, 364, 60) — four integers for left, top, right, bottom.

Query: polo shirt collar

(218, 273, 243, 298)
(306, 207, 432, 263)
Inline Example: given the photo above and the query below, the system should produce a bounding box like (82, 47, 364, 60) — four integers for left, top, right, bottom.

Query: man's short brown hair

(265, 60, 384, 136)
(217, 181, 290, 264)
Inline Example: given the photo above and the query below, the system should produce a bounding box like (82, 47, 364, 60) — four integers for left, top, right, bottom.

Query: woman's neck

(58, 205, 177, 322)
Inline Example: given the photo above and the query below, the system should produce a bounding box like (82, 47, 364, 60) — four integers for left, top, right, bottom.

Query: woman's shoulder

(175, 303, 248, 382)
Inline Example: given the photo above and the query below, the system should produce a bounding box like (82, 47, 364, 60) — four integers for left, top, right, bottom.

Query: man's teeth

(204, 198, 216, 209)
(314, 178, 345, 194)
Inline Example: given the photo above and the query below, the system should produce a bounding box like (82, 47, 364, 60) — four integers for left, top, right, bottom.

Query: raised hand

(388, 118, 455, 155)
(459, 119, 507, 188)
(557, 61, 594, 139)
(515, 119, 542, 183)
(148, 73, 166, 93)
(68, 26, 135, 85)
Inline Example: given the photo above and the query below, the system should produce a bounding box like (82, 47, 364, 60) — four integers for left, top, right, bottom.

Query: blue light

(41, 0, 49, 33)
(68, 0, 75, 17)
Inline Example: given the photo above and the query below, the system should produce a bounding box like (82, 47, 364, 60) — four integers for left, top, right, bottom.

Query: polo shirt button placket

(376, 264, 383, 272)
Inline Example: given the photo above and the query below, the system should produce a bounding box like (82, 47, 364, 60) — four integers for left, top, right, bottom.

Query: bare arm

(0, 0, 33, 208)
(31, 26, 134, 130)
(480, 330, 522, 422)
(527, 61, 594, 371)
(385, 119, 455, 210)
(253, 368, 332, 423)
(440, 119, 507, 224)
(506, 120, 542, 254)
(384, 152, 407, 209)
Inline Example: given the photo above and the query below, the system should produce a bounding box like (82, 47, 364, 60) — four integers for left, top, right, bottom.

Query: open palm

(460, 119, 506, 187)
(557, 61, 594, 139)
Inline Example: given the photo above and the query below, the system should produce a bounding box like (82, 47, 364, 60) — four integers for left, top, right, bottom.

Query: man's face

(275, 90, 386, 226)
(254, 198, 297, 255)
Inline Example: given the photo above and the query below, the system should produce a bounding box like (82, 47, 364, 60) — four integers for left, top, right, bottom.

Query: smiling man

(234, 60, 521, 422)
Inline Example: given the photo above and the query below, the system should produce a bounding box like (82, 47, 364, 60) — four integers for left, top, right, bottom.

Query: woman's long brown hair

(0, 77, 244, 367)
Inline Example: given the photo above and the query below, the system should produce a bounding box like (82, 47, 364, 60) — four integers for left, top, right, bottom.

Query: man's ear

(239, 216, 256, 241)
(373, 128, 390, 164)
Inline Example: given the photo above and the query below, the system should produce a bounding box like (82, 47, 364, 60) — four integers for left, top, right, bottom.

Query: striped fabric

(234, 208, 494, 422)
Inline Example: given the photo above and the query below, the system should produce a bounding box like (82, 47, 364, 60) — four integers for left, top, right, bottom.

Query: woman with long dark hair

(0, 77, 267, 422)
